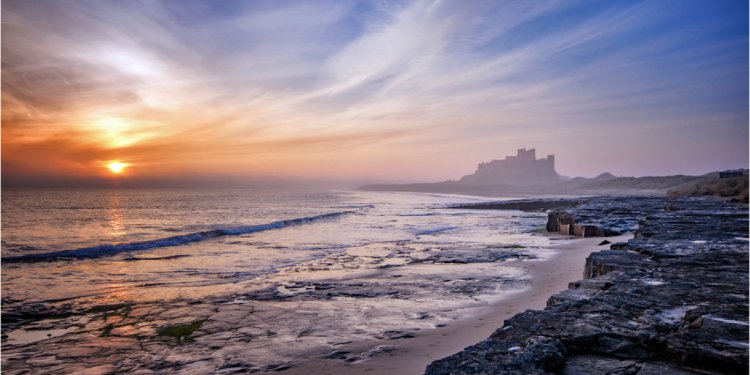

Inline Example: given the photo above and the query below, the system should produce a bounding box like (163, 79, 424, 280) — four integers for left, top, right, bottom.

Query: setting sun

(106, 162, 128, 174)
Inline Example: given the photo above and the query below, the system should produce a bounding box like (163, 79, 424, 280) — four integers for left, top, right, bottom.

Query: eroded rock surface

(451, 197, 673, 237)
(426, 197, 749, 375)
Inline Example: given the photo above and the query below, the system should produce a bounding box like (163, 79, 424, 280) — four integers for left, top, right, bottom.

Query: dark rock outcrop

(454, 196, 671, 238)
(425, 197, 749, 375)
(450, 199, 581, 212)
(544, 197, 676, 237)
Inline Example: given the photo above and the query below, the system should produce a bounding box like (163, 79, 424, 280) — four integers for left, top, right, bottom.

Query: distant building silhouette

(459, 148, 560, 186)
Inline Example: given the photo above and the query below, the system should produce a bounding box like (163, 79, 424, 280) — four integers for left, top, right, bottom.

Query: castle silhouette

(459, 148, 560, 185)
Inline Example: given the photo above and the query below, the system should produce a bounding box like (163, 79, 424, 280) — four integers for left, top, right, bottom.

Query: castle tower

(516, 148, 536, 161)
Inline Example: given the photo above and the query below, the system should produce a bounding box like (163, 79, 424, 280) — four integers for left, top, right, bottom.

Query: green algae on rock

(156, 319, 206, 344)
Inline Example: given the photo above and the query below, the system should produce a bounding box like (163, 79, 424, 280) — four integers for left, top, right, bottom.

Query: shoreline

(425, 196, 748, 374)
(4, 196, 744, 374)
(281, 232, 633, 375)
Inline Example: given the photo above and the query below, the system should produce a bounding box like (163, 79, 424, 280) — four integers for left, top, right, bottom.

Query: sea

(1, 188, 556, 365)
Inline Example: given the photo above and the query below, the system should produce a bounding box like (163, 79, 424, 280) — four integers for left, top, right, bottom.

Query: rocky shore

(427, 197, 749, 374)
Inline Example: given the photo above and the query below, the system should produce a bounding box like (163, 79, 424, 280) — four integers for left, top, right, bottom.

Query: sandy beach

(283, 232, 633, 375)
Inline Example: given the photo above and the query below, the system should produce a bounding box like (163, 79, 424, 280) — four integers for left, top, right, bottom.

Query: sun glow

(107, 162, 128, 174)
(84, 116, 156, 149)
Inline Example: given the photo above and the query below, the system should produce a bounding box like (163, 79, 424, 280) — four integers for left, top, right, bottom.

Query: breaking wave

(3, 211, 354, 263)
(414, 226, 458, 236)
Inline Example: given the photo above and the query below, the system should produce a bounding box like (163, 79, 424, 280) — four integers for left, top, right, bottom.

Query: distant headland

(360, 147, 748, 201)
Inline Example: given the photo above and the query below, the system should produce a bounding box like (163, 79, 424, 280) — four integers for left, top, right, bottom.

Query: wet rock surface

(452, 197, 677, 237)
(450, 200, 582, 212)
(426, 197, 749, 374)
(544, 197, 673, 237)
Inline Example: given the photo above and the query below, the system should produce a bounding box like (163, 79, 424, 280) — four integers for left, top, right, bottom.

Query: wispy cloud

(2, 0, 747, 185)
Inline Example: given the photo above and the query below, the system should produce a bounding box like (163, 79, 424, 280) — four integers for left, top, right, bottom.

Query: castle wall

(461, 148, 559, 185)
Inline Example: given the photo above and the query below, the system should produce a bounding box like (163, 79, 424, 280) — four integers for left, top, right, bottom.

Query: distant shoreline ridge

(361, 147, 748, 200)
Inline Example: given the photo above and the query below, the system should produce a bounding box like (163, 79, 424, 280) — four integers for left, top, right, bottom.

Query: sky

(2, 0, 748, 187)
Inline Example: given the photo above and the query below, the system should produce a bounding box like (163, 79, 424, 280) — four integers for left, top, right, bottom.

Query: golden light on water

(107, 162, 128, 174)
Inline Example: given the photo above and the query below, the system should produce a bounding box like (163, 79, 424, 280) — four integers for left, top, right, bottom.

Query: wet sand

(282, 233, 633, 375)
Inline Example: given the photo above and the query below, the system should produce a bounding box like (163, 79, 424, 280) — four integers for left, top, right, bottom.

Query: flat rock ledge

(426, 197, 749, 375)
(451, 196, 670, 237)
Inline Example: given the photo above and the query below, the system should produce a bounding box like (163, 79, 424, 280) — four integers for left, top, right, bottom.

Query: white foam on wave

(414, 226, 458, 236)
(704, 315, 749, 326)
(3, 211, 354, 262)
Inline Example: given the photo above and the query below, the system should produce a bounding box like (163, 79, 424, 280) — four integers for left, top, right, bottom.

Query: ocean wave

(2, 211, 354, 263)
(336, 204, 375, 209)
(396, 212, 470, 217)
(414, 226, 458, 236)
